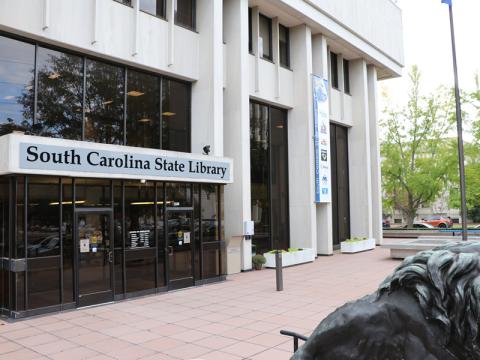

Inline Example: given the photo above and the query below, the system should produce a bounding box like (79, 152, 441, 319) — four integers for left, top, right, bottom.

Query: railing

(280, 330, 308, 353)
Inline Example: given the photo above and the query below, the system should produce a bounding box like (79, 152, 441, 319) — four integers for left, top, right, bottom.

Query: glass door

(166, 210, 194, 290)
(76, 211, 113, 306)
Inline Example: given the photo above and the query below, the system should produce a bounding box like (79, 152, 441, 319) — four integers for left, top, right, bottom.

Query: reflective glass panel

(16, 177, 25, 259)
(75, 179, 112, 208)
(201, 185, 219, 242)
(166, 183, 192, 207)
(125, 181, 155, 249)
(162, 79, 190, 152)
(85, 59, 124, 145)
(27, 177, 60, 258)
(0, 36, 35, 136)
(140, 0, 165, 17)
(279, 25, 290, 68)
(126, 70, 160, 149)
(270, 108, 289, 250)
(36, 47, 83, 139)
(175, 0, 195, 29)
(250, 103, 270, 253)
(62, 178, 74, 303)
(259, 15, 272, 60)
(157, 182, 166, 287)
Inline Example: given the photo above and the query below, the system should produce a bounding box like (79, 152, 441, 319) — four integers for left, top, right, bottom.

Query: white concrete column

(251, 7, 260, 93)
(91, 0, 99, 45)
(223, 0, 251, 272)
(191, 0, 224, 156)
(349, 59, 374, 240)
(288, 25, 317, 253)
(312, 34, 333, 255)
(42, 0, 50, 30)
(132, 0, 139, 56)
(367, 65, 383, 245)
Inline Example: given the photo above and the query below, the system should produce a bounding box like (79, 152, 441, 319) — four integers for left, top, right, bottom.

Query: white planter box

(263, 248, 315, 268)
(340, 238, 376, 253)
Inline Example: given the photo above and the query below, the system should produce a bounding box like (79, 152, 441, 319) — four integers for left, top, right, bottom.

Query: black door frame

(165, 207, 195, 290)
(74, 208, 114, 307)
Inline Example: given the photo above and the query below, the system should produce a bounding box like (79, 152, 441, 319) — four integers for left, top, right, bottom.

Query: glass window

(16, 177, 25, 259)
(175, 0, 195, 30)
(126, 70, 160, 149)
(330, 52, 339, 89)
(157, 182, 165, 287)
(279, 25, 290, 68)
(125, 181, 155, 249)
(140, 0, 165, 17)
(248, 8, 253, 53)
(27, 177, 60, 258)
(259, 15, 272, 61)
(162, 79, 190, 152)
(250, 103, 270, 253)
(85, 59, 124, 145)
(270, 108, 289, 250)
(166, 183, 192, 208)
(0, 178, 9, 311)
(201, 185, 219, 242)
(75, 179, 112, 208)
(0, 36, 35, 136)
(113, 180, 124, 294)
(36, 47, 84, 140)
(125, 181, 156, 293)
(343, 59, 350, 94)
(115, 0, 132, 6)
(61, 178, 74, 303)
(27, 176, 61, 309)
(250, 102, 289, 253)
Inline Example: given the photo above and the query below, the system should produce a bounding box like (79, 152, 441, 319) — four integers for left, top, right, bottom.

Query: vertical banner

(312, 75, 332, 203)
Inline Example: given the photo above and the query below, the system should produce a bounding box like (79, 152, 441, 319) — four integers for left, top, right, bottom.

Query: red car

(422, 215, 453, 228)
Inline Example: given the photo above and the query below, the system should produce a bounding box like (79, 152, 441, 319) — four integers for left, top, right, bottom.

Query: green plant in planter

(252, 254, 266, 270)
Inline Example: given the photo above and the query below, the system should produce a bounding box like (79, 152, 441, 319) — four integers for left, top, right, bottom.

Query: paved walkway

(0, 247, 401, 360)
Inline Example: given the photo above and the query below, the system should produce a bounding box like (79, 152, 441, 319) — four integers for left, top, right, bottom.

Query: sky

(379, 0, 480, 115)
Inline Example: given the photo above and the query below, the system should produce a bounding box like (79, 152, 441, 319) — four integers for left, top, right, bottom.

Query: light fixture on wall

(203, 145, 211, 155)
(162, 112, 176, 117)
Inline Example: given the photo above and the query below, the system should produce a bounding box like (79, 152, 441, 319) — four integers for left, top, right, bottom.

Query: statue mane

(377, 241, 480, 356)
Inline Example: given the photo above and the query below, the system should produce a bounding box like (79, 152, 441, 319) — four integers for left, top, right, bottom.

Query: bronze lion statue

(291, 241, 480, 360)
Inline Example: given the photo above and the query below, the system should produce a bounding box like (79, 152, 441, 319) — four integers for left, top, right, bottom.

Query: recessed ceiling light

(276, 125, 284, 129)
(127, 90, 144, 97)
(162, 112, 176, 116)
(138, 118, 152, 123)
(48, 72, 61, 79)
(3, 95, 14, 100)
(102, 100, 113, 105)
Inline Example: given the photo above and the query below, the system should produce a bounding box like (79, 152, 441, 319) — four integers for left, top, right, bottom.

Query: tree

(381, 66, 457, 227)
(449, 73, 480, 221)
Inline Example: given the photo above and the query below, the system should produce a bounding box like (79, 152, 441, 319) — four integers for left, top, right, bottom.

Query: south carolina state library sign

(0, 133, 233, 184)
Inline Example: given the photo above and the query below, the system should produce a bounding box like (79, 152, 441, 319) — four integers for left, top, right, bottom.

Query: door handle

(107, 251, 113, 263)
(167, 246, 174, 256)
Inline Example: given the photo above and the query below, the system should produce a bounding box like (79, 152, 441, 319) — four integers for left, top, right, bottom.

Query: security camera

(203, 145, 211, 155)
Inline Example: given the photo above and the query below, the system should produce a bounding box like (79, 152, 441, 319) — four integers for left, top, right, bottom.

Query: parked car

(403, 222, 435, 229)
(382, 218, 391, 229)
(421, 215, 453, 228)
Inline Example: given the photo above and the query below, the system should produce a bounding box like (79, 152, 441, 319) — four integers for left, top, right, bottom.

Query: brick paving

(0, 246, 401, 360)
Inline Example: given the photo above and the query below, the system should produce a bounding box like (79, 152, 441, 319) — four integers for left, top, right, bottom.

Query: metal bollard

(275, 250, 283, 291)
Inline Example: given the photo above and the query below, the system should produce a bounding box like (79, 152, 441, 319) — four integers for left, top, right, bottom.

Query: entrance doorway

(166, 209, 194, 290)
(75, 210, 114, 307)
(330, 124, 350, 249)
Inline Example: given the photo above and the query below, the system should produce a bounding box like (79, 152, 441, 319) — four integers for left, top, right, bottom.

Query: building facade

(0, 0, 403, 318)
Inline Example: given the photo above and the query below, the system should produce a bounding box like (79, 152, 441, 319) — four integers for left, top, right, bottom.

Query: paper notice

(184, 232, 191, 244)
(80, 239, 90, 253)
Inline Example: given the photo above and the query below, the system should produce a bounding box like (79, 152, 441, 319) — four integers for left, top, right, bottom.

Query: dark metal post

(446, 3, 468, 241)
(275, 250, 283, 291)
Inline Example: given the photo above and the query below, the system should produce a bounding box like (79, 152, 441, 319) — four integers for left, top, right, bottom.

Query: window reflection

(125, 181, 155, 249)
(166, 183, 192, 207)
(162, 79, 190, 152)
(126, 70, 160, 149)
(175, 0, 195, 30)
(85, 59, 124, 145)
(35, 47, 84, 140)
(259, 15, 272, 60)
(141, 0, 165, 17)
(201, 185, 218, 242)
(27, 177, 60, 257)
(75, 179, 112, 208)
(0, 36, 35, 136)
